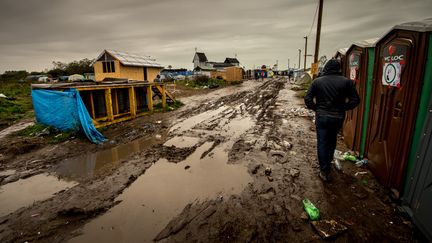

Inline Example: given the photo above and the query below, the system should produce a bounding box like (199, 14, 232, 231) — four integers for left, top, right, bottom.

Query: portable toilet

(365, 18, 432, 194)
(342, 38, 378, 155)
(400, 18, 432, 243)
(333, 47, 348, 76)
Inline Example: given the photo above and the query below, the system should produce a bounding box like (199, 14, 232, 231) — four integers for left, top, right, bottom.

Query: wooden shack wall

(225, 67, 243, 82)
(94, 61, 162, 82)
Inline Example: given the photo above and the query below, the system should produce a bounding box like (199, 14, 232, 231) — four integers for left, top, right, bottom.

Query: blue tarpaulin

(31, 89, 106, 144)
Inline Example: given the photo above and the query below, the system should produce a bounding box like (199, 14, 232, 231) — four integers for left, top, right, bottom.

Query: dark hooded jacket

(304, 59, 360, 118)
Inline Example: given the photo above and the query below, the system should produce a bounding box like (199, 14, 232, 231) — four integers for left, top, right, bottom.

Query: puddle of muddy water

(55, 133, 168, 180)
(0, 173, 77, 217)
(69, 141, 252, 243)
(163, 136, 200, 148)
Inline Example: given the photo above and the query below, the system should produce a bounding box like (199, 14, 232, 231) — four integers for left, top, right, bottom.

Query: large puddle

(70, 121, 254, 243)
(0, 173, 77, 217)
(55, 132, 168, 180)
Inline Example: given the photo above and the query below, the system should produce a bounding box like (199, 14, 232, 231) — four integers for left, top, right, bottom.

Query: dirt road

(0, 78, 416, 242)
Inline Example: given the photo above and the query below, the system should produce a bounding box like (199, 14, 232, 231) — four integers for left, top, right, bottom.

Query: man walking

(304, 59, 360, 181)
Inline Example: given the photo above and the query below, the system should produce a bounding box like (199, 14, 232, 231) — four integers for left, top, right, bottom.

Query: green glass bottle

(303, 199, 320, 221)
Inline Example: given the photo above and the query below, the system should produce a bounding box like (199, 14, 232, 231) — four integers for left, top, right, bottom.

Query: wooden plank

(129, 87, 136, 117)
(155, 84, 175, 101)
(105, 88, 114, 121)
(113, 89, 119, 115)
(94, 116, 134, 128)
(147, 86, 153, 112)
(161, 84, 167, 111)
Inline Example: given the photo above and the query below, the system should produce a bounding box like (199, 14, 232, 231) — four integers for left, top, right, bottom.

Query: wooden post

(304, 36, 308, 71)
(129, 87, 136, 117)
(161, 84, 167, 111)
(313, 0, 324, 79)
(113, 89, 119, 115)
(147, 85, 153, 112)
(89, 91, 95, 119)
(105, 88, 114, 121)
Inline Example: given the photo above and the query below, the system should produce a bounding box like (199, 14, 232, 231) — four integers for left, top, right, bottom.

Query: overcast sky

(0, 0, 431, 73)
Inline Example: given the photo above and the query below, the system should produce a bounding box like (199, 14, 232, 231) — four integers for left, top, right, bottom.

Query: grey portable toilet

(403, 95, 432, 242)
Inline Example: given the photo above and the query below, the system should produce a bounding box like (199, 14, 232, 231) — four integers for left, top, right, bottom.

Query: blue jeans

(315, 115, 344, 173)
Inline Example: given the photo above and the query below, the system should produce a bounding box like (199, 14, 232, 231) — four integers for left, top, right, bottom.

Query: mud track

(0, 79, 416, 242)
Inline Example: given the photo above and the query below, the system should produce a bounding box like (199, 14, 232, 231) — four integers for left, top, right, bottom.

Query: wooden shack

(94, 50, 163, 82)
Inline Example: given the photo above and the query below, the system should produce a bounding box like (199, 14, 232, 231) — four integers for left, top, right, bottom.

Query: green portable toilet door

(366, 31, 427, 191)
(343, 49, 362, 151)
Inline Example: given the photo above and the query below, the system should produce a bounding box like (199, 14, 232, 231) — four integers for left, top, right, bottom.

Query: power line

(307, 2, 319, 38)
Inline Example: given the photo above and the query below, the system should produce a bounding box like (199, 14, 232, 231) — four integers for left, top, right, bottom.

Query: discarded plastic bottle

(343, 154, 357, 162)
(334, 159, 342, 171)
(303, 199, 320, 221)
(355, 159, 368, 167)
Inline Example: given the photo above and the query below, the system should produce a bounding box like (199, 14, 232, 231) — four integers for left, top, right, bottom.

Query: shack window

(103, 61, 116, 73)
(144, 67, 148, 80)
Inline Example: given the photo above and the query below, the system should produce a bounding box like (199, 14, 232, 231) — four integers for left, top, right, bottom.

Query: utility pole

(313, 0, 324, 78)
(288, 59, 290, 70)
(304, 36, 308, 71)
(298, 49, 301, 70)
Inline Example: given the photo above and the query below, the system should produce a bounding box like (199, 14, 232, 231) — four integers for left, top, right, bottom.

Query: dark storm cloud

(0, 0, 431, 72)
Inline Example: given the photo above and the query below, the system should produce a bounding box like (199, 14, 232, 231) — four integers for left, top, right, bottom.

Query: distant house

(224, 58, 240, 66)
(193, 52, 208, 69)
(94, 50, 163, 82)
(192, 51, 241, 74)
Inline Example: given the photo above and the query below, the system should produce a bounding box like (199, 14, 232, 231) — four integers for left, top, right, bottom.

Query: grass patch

(0, 80, 33, 128)
(16, 123, 76, 144)
(153, 100, 184, 112)
(175, 77, 227, 89)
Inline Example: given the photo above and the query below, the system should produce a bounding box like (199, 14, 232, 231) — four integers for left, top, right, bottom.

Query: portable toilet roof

(334, 47, 348, 58)
(352, 38, 379, 49)
(377, 18, 432, 45)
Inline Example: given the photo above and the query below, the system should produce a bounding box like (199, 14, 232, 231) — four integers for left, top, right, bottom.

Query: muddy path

(0, 78, 416, 242)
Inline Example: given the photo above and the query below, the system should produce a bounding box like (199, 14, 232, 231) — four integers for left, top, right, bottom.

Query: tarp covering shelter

(31, 89, 106, 144)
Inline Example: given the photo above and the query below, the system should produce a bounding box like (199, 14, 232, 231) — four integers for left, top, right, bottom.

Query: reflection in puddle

(70, 141, 252, 243)
(163, 136, 200, 148)
(0, 173, 77, 217)
(55, 133, 167, 180)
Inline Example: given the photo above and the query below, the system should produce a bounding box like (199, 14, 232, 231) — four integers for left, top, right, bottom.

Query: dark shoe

(319, 170, 332, 182)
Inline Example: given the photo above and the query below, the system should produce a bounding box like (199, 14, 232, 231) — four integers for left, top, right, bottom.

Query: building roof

(194, 52, 208, 62)
(393, 17, 432, 32)
(353, 38, 379, 48)
(334, 47, 348, 58)
(213, 63, 234, 68)
(194, 66, 215, 72)
(96, 50, 163, 68)
(224, 57, 240, 64)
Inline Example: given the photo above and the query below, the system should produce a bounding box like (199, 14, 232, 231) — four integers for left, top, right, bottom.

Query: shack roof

(224, 57, 240, 64)
(194, 52, 208, 63)
(96, 50, 163, 68)
(213, 63, 233, 68)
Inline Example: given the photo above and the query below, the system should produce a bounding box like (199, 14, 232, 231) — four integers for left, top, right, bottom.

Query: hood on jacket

(322, 59, 342, 75)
